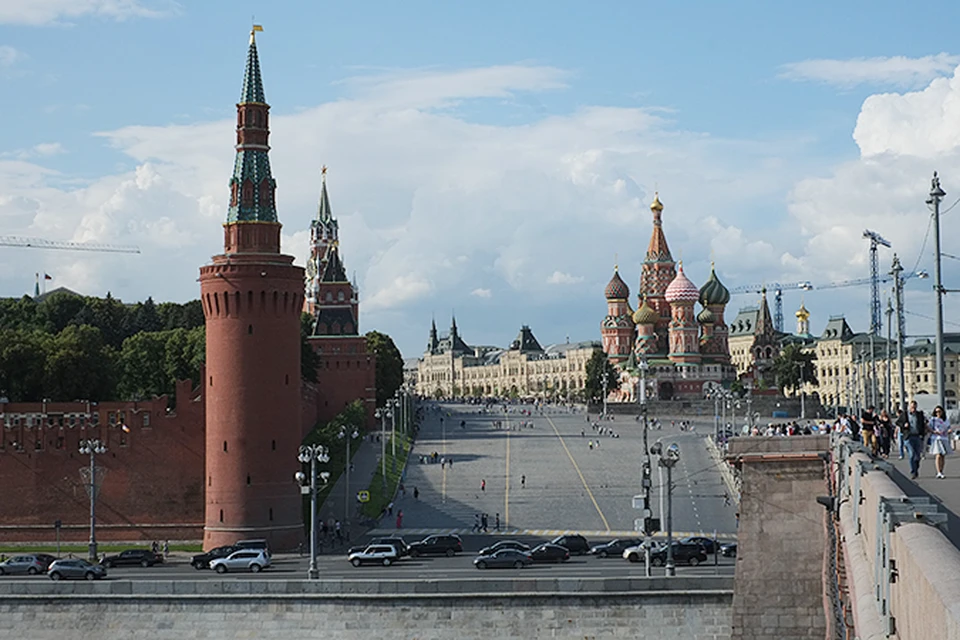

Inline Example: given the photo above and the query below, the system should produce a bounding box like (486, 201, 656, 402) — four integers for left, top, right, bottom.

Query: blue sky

(4, 1, 960, 358)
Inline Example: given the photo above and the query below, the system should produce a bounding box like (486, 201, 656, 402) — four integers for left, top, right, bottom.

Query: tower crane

(729, 281, 813, 333)
(0, 236, 141, 254)
(862, 230, 891, 334)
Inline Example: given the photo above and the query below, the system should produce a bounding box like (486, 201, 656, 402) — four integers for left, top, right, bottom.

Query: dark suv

(191, 545, 240, 570)
(551, 534, 590, 556)
(102, 549, 163, 568)
(650, 542, 707, 566)
(348, 537, 410, 557)
(408, 534, 463, 557)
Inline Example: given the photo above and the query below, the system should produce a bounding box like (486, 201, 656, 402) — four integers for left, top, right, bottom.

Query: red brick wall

(0, 379, 205, 543)
(308, 335, 377, 429)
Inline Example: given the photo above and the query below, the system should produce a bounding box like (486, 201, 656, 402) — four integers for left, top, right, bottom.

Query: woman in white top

(928, 405, 952, 479)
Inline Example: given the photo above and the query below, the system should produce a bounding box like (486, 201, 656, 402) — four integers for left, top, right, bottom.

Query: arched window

(338, 291, 345, 302)
(325, 292, 333, 302)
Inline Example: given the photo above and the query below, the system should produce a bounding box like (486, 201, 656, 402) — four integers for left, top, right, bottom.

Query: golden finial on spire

(650, 192, 663, 212)
(614, 252, 618, 271)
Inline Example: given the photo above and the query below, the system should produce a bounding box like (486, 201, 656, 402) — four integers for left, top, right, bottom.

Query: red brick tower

(665, 263, 702, 364)
(198, 28, 304, 550)
(601, 266, 635, 363)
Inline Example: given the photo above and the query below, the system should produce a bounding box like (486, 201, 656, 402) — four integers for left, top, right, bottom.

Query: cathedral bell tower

(198, 27, 305, 551)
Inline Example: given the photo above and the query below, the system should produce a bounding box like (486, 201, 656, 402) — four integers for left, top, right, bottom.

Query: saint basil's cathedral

(601, 195, 737, 400)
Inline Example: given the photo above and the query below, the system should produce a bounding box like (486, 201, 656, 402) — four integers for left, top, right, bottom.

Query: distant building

(416, 319, 599, 399)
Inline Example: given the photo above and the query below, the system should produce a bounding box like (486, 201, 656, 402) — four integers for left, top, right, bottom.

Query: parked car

(347, 544, 400, 567)
(348, 537, 410, 557)
(529, 543, 570, 564)
(102, 549, 163, 568)
(191, 545, 240, 570)
(590, 538, 643, 559)
(209, 549, 271, 574)
(473, 549, 533, 569)
(47, 559, 107, 581)
(478, 540, 530, 556)
(550, 534, 590, 556)
(650, 542, 707, 567)
(621, 541, 662, 563)
(720, 542, 738, 558)
(408, 534, 463, 557)
(0, 555, 48, 575)
(33, 554, 57, 571)
(235, 539, 271, 559)
(682, 536, 718, 554)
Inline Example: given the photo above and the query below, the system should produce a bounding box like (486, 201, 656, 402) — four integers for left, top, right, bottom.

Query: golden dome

(795, 303, 810, 320)
(650, 193, 663, 213)
(633, 297, 659, 325)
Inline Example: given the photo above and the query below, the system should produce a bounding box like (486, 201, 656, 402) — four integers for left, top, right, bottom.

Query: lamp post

(638, 358, 654, 577)
(651, 441, 680, 576)
(601, 369, 609, 419)
(338, 426, 359, 527)
(388, 398, 398, 474)
(78, 438, 106, 562)
(296, 444, 330, 580)
(375, 406, 393, 493)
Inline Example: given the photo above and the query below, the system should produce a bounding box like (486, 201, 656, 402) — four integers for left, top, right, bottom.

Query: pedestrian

(473, 513, 481, 532)
(495, 513, 500, 531)
(861, 406, 878, 455)
(387, 501, 394, 516)
(163, 540, 169, 557)
(521, 474, 526, 488)
(481, 479, 486, 492)
(441, 458, 446, 470)
(877, 410, 893, 458)
(414, 486, 420, 500)
(151, 541, 158, 554)
(928, 405, 952, 479)
(588, 441, 593, 450)
(399, 482, 406, 497)
(481, 513, 488, 532)
(448, 457, 453, 468)
(396, 510, 403, 529)
(896, 400, 927, 479)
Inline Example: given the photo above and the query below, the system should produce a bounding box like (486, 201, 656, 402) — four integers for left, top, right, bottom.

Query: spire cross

(321, 165, 328, 182)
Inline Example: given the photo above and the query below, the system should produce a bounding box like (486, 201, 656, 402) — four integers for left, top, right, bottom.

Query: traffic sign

(632, 495, 644, 509)
(357, 490, 370, 503)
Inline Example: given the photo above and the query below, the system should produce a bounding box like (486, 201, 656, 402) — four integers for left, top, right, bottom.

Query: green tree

(300, 313, 319, 384)
(117, 331, 169, 400)
(38, 291, 88, 334)
(44, 325, 118, 401)
(772, 343, 818, 395)
(365, 330, 403, 406)
(89, 293, 133, 348)
(584, 349, 619, 402)
(0, 329, 50, 401)
(131, 297, 163, 334)
(0, 295, 40, 331)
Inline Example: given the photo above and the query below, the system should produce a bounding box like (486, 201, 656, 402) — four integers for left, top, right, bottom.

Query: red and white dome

(665, 263, 699, 303)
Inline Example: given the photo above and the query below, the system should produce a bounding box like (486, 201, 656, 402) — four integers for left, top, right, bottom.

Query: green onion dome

(698, 263, 730, 306)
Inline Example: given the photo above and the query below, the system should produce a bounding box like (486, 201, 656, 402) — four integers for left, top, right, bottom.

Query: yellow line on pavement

(505, 428, 511, 525)
(545, 415, 610, 531)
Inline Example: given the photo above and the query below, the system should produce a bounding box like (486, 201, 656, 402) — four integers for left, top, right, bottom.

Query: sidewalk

(319, 429, 397, 544)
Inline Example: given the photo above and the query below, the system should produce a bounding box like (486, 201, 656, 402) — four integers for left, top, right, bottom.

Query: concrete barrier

(0, 577, 734, 640)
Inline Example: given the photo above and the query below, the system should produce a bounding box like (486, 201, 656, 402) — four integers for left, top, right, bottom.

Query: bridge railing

(834, 437, 960, 639)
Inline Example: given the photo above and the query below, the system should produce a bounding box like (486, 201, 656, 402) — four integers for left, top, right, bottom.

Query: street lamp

(338, 426, 360, 527)
(78, 438, 106, 562)
(651, 441, 680, 577)
(296, 444, 330, 579)
(374, 406, 393, 493)
(601, 369, 609, 419)
(387, 398, 398, 474)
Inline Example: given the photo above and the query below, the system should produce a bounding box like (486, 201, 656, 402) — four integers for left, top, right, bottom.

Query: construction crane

(862, 230, 892, 334)
(0, 236, 141, 254)
(729, 281, 813, 332)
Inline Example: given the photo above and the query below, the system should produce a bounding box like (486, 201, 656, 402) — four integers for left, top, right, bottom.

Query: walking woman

(929, 405, 952, 479)
(877, 410, 893, 458)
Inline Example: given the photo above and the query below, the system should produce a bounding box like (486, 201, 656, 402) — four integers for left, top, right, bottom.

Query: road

(392, 403, 737, 538)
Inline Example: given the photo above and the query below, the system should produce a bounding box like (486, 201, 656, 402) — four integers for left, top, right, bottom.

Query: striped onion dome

(665, 263, 699, 303)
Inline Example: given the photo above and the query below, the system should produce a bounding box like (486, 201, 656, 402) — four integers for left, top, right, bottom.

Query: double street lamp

(296, 444, 330, 580)
(78, 438, 106, 562)
(374, 406, 393, 493)
(651, 440, 680, 577)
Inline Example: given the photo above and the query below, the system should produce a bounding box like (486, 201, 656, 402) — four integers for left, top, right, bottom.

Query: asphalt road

(390, 403, 737, 539)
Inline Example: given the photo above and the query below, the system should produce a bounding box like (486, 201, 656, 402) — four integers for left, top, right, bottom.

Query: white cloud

(10, 61, 955, 355)
(0, 0, 175, 25)
(0, 45, 24, 67)
(779, 53, 960, 89)
(471, 288, 492, 298)
(30, 142, 65, 157)
(547, 271, 584, 285)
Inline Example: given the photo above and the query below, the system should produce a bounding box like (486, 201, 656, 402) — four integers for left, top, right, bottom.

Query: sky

(4, 1, 960, 359)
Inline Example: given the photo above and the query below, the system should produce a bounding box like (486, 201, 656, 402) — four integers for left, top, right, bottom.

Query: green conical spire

(241, 28, 265, 104)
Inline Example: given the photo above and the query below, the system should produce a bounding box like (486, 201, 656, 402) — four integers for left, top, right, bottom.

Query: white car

(347, 544, 399, 567)
(209, 549, 271, 574)
(622, 540, 662, 563)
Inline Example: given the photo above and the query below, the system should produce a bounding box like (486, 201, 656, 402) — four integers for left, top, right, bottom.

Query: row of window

(2, 412, 149, 429)
(203, 289, 302, 319)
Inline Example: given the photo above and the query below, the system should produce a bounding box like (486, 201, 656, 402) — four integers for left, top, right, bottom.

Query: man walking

(896, 400, 927, 479)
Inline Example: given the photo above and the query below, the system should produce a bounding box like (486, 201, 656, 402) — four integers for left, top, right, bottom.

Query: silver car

(209, 549, 271, 574)
(47, 559, 107, 581)
(0, 555, 46, 576)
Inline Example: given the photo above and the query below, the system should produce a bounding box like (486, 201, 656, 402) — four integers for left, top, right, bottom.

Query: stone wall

(0, 577, 733, 640)
(727, 436, 829, 640)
